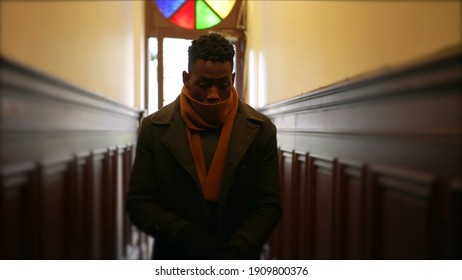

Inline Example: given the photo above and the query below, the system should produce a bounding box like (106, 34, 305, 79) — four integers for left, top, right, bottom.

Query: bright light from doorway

(163, 37, 192, 106)
(148, 37, 158, 113)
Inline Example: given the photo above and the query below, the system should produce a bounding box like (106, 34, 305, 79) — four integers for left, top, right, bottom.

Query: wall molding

(259, 46, 461, 117)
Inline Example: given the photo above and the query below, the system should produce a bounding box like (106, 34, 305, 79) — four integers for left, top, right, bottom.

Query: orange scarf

(180, 85, 238, 201)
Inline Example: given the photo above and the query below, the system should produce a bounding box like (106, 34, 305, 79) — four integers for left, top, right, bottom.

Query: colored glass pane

(154, 0, 236, 30)
(170, 0, 195, 30)
(204, 0, 235, 19)
(196, 0, 221, 30)
(155, 0, 185, 18)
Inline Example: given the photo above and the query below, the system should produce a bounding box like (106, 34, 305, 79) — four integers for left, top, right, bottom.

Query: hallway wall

(0, 0, 145, 109)
(4, 1, 459, 110)
(260, 46, 461, 260)
(1, 57, 146, 259)
(246, 0, 461, 107)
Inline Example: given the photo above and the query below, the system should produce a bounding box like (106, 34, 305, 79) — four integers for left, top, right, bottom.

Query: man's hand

(176, 224, 217, 259)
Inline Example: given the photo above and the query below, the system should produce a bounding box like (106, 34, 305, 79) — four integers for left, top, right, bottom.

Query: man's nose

(206, 87, 220, 103)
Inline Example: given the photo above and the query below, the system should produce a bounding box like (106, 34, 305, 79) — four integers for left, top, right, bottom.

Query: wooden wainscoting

(261, 47, 462, 259)
(0, 57, 147, 259)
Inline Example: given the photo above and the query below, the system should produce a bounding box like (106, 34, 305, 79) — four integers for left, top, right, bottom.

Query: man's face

(183, 60, 235, 104)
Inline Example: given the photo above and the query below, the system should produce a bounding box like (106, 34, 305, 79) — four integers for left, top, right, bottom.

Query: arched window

(155, 0, 237, 30)
(145, 0, 246, 113)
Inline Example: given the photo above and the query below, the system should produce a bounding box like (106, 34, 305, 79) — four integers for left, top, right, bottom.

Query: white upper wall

(0, 1, 145, 109)
(2, 1, 460, 110)
(246, 1, 462, 108)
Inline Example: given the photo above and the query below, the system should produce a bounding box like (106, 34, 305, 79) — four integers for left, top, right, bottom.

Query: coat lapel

(162, 118, 201, 187)
(153, 99, 201, 189)
(219, 103, 263, 203)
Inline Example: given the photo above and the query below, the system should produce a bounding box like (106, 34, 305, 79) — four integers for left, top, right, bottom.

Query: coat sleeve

(125, 117, 189, 240)
(228, 118, 282, 258)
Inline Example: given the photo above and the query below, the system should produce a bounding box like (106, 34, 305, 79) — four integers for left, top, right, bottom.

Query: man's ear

(182, 71, 190, 88)
(183, 71, 191, 86)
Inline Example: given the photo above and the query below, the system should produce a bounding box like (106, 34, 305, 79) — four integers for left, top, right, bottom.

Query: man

(126, 33, 281, 259)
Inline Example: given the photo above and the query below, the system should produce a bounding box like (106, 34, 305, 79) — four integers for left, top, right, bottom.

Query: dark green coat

(126, 97, 281, 259)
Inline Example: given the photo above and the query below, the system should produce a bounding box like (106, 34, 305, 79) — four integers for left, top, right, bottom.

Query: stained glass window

(155, 0, 236, 30)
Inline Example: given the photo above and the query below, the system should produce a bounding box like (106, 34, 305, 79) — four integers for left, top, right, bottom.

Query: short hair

(188, 33, 235, 72)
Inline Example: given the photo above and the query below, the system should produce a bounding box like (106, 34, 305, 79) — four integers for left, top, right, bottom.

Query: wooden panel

(294, 153, 309, 259)
(70, 153, 92, 259)
(102, 149, 114, 259)
(115, 146, 125, 259)
(336, 160, 365, 259)
(448, 180, 462, 259)
(122, 146, 134, 258)
(369, 165, 435, 259)
(281, 151, 292, 259)
(39, 158, 72, 259)
(0, 164, 37, 259)
(309, 156, 336, 259)
(90, 150, 104, 259)
(267, 149, 284, 259)
(101, 148, 117, 259)
(279, 151, 298, 259)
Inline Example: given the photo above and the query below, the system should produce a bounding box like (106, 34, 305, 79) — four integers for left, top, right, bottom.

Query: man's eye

(198, 82, 211, 88)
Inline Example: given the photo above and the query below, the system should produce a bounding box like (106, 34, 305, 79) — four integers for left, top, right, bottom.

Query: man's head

(183, 33, 235, 104)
